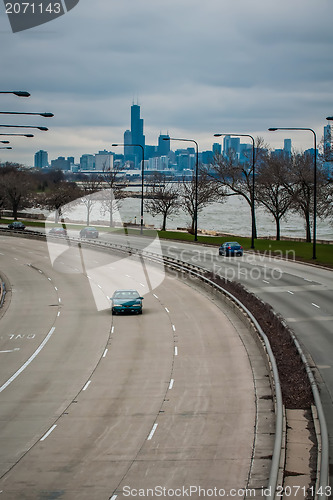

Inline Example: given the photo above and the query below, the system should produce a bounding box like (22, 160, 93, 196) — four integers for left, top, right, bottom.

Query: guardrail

(0, 227, 329, 498)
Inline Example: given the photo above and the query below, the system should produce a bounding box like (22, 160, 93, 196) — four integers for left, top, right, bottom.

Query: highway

(96, 230, 333, 488)
(0, 235, 270, 499)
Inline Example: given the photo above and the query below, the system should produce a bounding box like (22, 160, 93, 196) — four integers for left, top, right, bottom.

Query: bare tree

(285, 152, 330, 242)
(39, 181, 81, 222)
(144, 172, 181, 231)
(256, 153, 294, 240)
(99, 162, 126, 227)
(182, 166, 224, 233)
(209, 137, 267, 238)
(79, 174, 102, 226)
(0, 163, 36, 220)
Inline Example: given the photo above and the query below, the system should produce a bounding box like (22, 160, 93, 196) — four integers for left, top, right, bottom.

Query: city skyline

(0, 0, 332, 166)
(34, 103, 332, 173)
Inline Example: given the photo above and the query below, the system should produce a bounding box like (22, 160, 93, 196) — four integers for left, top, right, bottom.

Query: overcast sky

(0, 0, 332, 166)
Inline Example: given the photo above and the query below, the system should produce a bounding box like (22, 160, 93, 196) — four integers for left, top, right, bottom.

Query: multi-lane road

(0, 235, 272, 499)
(75, 229, 333, 488)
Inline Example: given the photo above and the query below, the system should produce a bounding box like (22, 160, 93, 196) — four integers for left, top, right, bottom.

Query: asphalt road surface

(0, 236, 264, 499)
(103, 231, 333, 487)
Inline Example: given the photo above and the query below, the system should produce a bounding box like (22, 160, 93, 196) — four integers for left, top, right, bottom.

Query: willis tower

(130, 103, 145, 167)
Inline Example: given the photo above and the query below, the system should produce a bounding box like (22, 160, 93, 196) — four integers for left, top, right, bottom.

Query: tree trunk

(305, 211, 311, 242)
(162, 212, 167, 231)
(274, 215, 281, 241)
(250, 203, 258, 239)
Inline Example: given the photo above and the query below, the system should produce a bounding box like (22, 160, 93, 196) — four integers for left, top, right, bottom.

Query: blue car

(219, 241, 243, 256)
(111, 289, 144, 315)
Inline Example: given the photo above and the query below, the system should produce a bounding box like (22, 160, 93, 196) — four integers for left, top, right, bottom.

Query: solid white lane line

(169, 379, 174, 390)
(40, 424, 57, 442)
(174, 346, 178, 356)
(0, 327, 56, 393)
(83, 380, 91, 391)
(147, 423, 158, 440)
(110, 495, 118, 500)
(312, 303, 320, 309)
(103, 348, 108, 358)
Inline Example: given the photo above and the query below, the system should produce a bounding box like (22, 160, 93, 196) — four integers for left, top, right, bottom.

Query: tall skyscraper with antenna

(131, 103, 145, 166)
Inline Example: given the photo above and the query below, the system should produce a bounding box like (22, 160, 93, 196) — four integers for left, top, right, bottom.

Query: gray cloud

(0, 0, 332, 164)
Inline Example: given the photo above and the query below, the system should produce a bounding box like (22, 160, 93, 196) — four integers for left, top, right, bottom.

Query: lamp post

(0, 91, 30, 97)
(0, 133, 34, 137)
(0, 111, 53, 117)
(268, 127, 317, 259)
(112, 143, 145, 234)
(214, 133, 256, 249)
(0, 125, 48, 131)
(163, 137, 199, 241)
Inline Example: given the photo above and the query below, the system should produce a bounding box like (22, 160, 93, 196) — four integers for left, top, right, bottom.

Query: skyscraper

(130, 104, 145, 166)
(158, 134, 170, 156)
(34, 150, 48, 168)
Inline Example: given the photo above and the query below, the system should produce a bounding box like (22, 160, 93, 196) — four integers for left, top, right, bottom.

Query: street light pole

(0, 125, 48, 131)
(163, 137, 199, 242)
(0, 133, 34, 137)
(112, 143, 145, 234)
(0, 91, 30, 97)
(268, 127, 317, 260)
(214, 133, 256, 249)
(0, 111, 53, 117)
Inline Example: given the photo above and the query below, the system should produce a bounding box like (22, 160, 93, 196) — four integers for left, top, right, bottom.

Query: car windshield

(113, 290, 140, 299)
(226, 242, 239, 246)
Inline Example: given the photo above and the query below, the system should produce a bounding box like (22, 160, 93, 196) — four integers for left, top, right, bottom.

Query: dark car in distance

(111, 289, 144, 315)
(219, 241, 243, 256)
(8, 221, 26, 230)
(49, 227, 67, 236)
(80, 227, 99, 238)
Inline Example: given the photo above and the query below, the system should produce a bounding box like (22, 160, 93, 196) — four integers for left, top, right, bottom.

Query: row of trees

(0, 162, 124, 226)
(144, 140, 333, 241)
(1, 145, 332, 241)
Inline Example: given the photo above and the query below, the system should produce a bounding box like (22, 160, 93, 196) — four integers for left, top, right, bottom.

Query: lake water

(56, 189, 333, 241)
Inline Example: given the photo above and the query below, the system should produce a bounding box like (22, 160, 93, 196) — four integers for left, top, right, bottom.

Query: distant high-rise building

(212, 143, 221, 156)
(130, 104, 145, 166)
(95, 150, 114, 171)
(158, 134, 170, 156)
(34, 150, 48, 168)
(51, 156, 70, 171)
(124, 129, 132, 159)
(284, 139, 292, 156)
(80, 154, 95, 170)
(223, 136, 240, 159)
